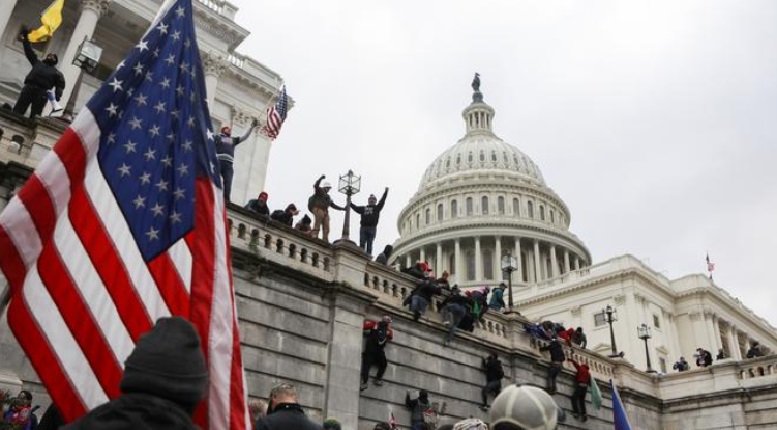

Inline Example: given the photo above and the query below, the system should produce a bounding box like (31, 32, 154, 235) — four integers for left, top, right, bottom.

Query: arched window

(416, 213, 420, 228)
(466, 251, 476, 281)
(528, 201, 534, 218)
(550, 210, 555, 224)
(468, 152, 474, 163)
(503, 152, 509, 164)
(483, 250, 493, 280)
(540, 205, 545, 221)
(513, 198, 520, 216)
(481, 196, 489, 215)
(425, 208, 430, 224)
(445, 157, 450, 168)
(491, 150, 497, 162)
(498, 196, 505, 214)
(466, 197, 474, 215)
(451, 199, 458, 218)
(479, 151, 485, 162)
(437, 204, 444, 221)
(449, 253, 456, 275)
(456, 154, 461, 165)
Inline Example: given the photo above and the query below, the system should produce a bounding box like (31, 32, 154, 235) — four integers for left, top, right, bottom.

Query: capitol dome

(392, 78, 591, 289)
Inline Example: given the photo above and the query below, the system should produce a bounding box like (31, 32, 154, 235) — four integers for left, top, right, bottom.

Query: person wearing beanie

(62, 317, 208, 430)
(270, 203, 300, 226)
(489, 384, 561, 430)
(216, 118, 259, 202)
(257, 382, 322, 430)
(361, 316, 394, 391)
(349, 187, 389, 255)
(13, 26, 65, 118)
(323, 418, 341, 430)
(295, 214, 313, 235)
(307, 175, 345, 242)
(245, 191, 271, 217)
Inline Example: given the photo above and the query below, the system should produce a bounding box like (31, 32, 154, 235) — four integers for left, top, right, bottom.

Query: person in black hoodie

(258, 382, 322, 430)
(62, 317, 208, 430)
(410, 271, 441, 322)
(270, 204, 299, 226)
(480, 352, 504, 410)
(375, 245, 393, 265)
(350, 187, 389, 255)
(361, 316, 394, 391)
(216, 119, 259, 202)
(539, 336, 565, 395)
(13, 26, 65, 118)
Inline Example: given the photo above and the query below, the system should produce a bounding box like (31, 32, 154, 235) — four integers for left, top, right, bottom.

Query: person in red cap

(215, 118, 259, 202)
(245, 191, 270, 217)
(349, 187, 389, 255)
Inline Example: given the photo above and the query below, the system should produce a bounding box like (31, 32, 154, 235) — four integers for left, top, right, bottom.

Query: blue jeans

(412, 422, 425, 430)
(411, 296, 428, 318)
(444, 303, 466, 343)
(218, 160, 234, 202)
(359, 225, 377, 254)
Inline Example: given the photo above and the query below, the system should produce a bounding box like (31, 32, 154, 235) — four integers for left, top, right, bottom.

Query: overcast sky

(228, 0, 777, 328)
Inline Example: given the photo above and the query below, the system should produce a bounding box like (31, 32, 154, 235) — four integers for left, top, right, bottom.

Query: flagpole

(0, 276, 10, 320)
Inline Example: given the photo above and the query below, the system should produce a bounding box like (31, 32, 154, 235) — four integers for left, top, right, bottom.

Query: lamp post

(62, 37, 103, 118)
(637, 323, 656, 373)
(337, 169, 361, 242)
(500, 252, 517, 312)
(602, 304, 619, 357)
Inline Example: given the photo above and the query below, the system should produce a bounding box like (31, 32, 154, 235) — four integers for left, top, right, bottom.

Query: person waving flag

(0, 0, 249, 429)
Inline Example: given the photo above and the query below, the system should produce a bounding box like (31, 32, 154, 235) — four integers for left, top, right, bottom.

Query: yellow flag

(28, 0, 65, 43)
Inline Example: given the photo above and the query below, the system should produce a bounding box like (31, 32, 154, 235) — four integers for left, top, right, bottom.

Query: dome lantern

(463, 73, 496, 136)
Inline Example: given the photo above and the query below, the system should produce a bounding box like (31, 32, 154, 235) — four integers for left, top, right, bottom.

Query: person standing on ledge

(215, 118, 258, 202)
(350, 187, 388, 255)
(12, 26, 65, 118)
(307, 174, 345, 242)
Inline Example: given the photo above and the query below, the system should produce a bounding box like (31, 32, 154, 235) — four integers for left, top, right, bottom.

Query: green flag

(589, 377, 603, 413)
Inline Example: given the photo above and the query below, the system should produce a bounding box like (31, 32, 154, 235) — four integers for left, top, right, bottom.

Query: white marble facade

(392, 85, 777, 374)
(0, 0, 284, 203)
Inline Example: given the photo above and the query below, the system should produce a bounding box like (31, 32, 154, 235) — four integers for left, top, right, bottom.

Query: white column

(728, 325, 741, 360)
(202, 51, 227, 107)
(405, 254, 411, 268)
(563, 249, 571, 273)
(454, 239, 461, 283)
(420, 247, 426, 264)
(550, 245, 559, 278)
(514, 237, 523, 283)
(436, 243, 443, 275)
(0, 0, 19, 47)
(475, 237, 482, 281)
(574, 256, 580, 270)
(495, 236, 502, 280)
(58, 0, 111, 110)
(533, 239, 541, 282)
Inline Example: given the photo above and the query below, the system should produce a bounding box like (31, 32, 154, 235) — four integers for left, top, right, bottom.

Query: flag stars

(134, 93, 148, 106)
(164, 53, 175, 66)
(149, 125, 161, 137)
(145, 226, 160, 241)
(107, 132, 116, 144)
(181, 140, 192, 151)
(136, 40, 149, 52)
(176, 85, 185, 97)
(133, 63, 144, 76)
(171, 30, 181, 41)
(186, 116, 195, 127)
(117, 163, 131, 177)
(123, 140, 138, 154)
(155, 179, 169, 192)
(171, 109, 180, 119)
(184, 38, 191, 48)
(166, 132, 176, 142)
(154, 101, 166, 114)
(144, 71, 154, 82)
(173, 187, 186, 200)
(170, 210, 182, 224)
(177, 163, 189, 176)
(105, 103, 119, 117)
(178, 61, 189, 74)
(150, 203, 165, 217)
(108, 78, 123, 92)
(128, 116, 143, 130)
(175, 5, 185, 17)
(156, 21, 169, 34)
(160, 155, 173, 167)
(139, 171, 151, 185)
(143, 148, 156, 161)
(153, 48, 160, 58)
(206, 129, 214, 140)
(160, 78, 171, 89)
(132, 195, 146, 209)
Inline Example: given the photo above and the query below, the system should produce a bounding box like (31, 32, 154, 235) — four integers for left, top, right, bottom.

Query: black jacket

(270, 209, 294, 226)
(245, 199, 270, 216)
(350, 188, 388, 227)
(483, 356, 504, 382)
(21, 37, 65, 99)
(61, 393, 198, 430)
(540, 339, 565, 362)
(257, 403, 322, 430)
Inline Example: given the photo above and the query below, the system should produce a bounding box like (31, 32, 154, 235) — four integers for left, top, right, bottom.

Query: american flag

(0, 1, 249, 429)
(261, 84, 288, 139)
(706, 253, 715, 279)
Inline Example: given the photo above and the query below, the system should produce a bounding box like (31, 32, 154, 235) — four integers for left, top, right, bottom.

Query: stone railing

(227, 207, 335, 282)
(529, 337, 617, 380)
(228, 53, 245, 69)
(194, 0, 238, 20)
(738, 356, 777, 381)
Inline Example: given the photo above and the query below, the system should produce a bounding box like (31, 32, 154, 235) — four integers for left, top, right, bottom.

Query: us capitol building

(391, 79, 777, 374)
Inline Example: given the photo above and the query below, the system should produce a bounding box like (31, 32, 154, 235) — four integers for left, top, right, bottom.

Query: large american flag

(0, 1, 249, 429)
(261, 84, 288, 139)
